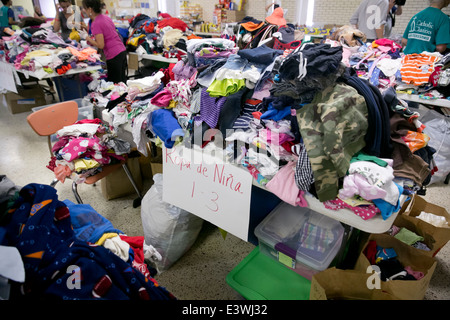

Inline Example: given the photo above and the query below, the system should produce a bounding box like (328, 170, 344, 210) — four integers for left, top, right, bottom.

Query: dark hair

(1, 0, 10, 5)
(82, 0, 102, 13)
(274, 4, 280, 9)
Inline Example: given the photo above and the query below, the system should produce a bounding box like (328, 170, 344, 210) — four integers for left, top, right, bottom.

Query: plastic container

(254, 202, 344, 280)
(32, 98, 94, 120)
(226, 247, 311, 300)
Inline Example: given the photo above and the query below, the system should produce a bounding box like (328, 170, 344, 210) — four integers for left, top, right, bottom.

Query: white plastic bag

(140, 174, 204, 273)
(420, 109, 450, 185)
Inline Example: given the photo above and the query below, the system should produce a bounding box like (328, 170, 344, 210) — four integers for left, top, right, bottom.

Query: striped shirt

(400, 53, 440, 85)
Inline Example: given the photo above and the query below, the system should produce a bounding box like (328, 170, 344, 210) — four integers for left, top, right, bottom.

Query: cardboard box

(310, 268, 399, 300)
(5, 85, 46, 114)
(128, 53, 139, 71)
(100, 157, 143, 200)
(355, 233, 437, 300)
(223, 9, 246, 23)
(395, 195, 450, 257)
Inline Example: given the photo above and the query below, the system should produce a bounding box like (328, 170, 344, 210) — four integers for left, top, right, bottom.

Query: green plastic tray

(226, 247, 311, 300)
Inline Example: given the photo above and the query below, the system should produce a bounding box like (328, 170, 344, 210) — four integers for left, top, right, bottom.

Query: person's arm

(401, 37, 408, 48)
(265, 2, 274, 12)
(53, 13, 61, 32)
(8, 17, 18, 25)
(86, 33, 104, 49)
(8, 9, 18, 25)
(436, 44, 447, 53)
(349, 5, 361, 28)
(375, 26, 385, 39)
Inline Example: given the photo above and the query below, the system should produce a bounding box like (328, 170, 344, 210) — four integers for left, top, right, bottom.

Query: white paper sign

(0, 61, 18, 93)
(162, 145, 253, 241)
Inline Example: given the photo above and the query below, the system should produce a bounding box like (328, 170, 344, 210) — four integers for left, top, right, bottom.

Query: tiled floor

(1, 93, 449, 300)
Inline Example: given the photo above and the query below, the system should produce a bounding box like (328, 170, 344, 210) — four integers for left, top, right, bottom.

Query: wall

(182, 0, 450, 38)
(186, 0, 299, 24)
(12, 0, 34, 17)
(313, 0, 450, 37)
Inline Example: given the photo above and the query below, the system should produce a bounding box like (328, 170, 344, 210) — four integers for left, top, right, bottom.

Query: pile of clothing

(126, 13, 188, 60)
(46, 118, 131, 184)
(337, 32, 449, 103)
(0, 27, 102, 79)
(387, 225, 431, 251)
(0, 179, 175, 300)
(364, 240, 426, 281)
(85, 35, 437, 222)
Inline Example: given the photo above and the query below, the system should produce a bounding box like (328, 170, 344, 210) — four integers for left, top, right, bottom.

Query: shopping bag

(396, 195, 450, 256)
(354, 234, 437, 300)
(140, 174, 204, 273)
(310, 267, 399, 300)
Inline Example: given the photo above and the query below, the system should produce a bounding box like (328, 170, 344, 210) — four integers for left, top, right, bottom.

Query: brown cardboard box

(100, 157, 143, 200)
(128, 53, 139, 71)
(223, 9, 246, 23)
(5, 85, 46, 114)
(354, 233, 437, 300)
(395, 195, 450, 257)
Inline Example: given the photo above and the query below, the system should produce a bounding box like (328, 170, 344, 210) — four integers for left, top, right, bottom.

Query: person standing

(0, 0, 18, 29)
(53, 0, 84, 41)
(265, 0, 281, 16)
(81, 0, 127, 84)
(350, 0, 390, 41)
(401, 0, 450, 54)
(384, 0, 403, 38)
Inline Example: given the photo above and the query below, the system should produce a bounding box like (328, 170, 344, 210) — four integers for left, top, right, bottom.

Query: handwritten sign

(162, 145, 253, 241)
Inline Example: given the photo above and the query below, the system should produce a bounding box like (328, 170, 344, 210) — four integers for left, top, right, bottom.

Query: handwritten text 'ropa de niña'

(165, 148, 244, 195)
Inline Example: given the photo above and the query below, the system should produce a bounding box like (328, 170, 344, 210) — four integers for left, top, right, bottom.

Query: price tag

(162, 145, 253, 242)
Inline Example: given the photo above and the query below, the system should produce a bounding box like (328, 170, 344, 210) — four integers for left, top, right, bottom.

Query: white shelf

(397, 93, 450, 109)
(252, 182, 402, 234)
(17, 65, 102, 80)
(141, 54, 178, 64)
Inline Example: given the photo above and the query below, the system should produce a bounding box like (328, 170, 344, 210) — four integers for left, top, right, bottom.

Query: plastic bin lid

(255, 202, 344, 271)
(226, 247, 311, 300)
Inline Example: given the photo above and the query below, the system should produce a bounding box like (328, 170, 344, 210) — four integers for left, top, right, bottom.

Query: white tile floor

(1, 94, 449, 300)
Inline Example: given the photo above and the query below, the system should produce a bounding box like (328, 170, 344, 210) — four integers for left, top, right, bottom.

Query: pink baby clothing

(266, 160, 307, 207)
(323, 198, 380, 220)
(339, 172, 387, 201)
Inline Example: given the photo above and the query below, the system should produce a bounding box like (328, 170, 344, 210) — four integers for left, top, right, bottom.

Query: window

(296, 0, 314, 26)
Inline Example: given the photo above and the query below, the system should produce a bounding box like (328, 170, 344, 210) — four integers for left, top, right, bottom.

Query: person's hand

(79, 29, 88, 40)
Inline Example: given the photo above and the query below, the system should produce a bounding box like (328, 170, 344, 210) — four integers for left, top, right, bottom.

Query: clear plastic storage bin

(255, 202, 345, 280)
(32, 98, 93, 120)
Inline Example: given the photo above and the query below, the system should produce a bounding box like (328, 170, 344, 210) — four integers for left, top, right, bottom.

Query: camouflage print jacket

(296, 82, 368, 202)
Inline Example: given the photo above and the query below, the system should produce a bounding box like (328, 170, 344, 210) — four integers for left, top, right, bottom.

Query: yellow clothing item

(69, 28, 81, 42)
(74, 158, 100, 172)
(20, 50, 51, 66)
(168, 100, 177, 109)
(95, 232, 119, 246)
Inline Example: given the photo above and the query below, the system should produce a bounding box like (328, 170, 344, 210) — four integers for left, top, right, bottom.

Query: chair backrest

(27, 101, 79, 136)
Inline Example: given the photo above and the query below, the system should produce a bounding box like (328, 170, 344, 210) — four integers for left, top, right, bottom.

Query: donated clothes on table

(83, 32, 441, 223)
(0, 28, 102, 79)
(0, 183, 175, 300)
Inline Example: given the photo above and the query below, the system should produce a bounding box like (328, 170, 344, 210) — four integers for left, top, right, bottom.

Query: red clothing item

(119, 235, 151, 279)
(159, 13, 172, 19)
(157, 17, 188, 32)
